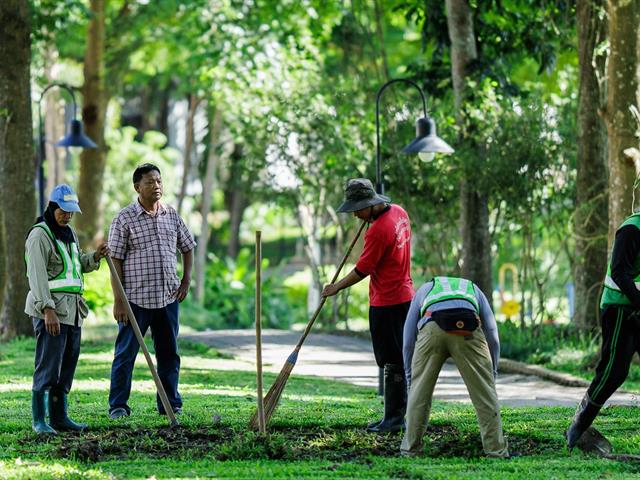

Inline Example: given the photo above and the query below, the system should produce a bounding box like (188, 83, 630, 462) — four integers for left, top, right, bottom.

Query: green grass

(2, 320, 640, 479)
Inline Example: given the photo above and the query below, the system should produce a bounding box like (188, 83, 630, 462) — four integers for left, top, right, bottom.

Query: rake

(249, 220, 367, 429)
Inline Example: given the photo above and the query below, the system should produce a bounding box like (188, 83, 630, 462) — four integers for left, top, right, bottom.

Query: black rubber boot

(565, 393, 601, 450)
(367, 364, 406, 433)
(49, 389, 87, 431)
(32, 390, 57, 435)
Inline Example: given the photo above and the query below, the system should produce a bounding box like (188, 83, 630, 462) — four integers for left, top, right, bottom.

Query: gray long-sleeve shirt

(24, 226, 100, 326)
(402, 280, 500, 385)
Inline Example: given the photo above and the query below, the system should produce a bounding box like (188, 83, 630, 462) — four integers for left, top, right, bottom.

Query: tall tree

(0, 0, 36, 338)
(573, 0, 608, 330)
(194, 106, 222, 304)
(445, 0, 492, 300)
(223, 144, 249, 259)
(605, 0, 640, 241)
(75, 0, 106, 246)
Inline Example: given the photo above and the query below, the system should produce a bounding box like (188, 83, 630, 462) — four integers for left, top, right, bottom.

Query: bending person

(401, 276, 509, 458)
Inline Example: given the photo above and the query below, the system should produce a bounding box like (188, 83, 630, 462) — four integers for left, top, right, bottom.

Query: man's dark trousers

(108, 300, 181, 414)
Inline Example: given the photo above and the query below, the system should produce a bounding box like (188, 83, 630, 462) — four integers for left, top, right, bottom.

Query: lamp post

(374, 79, 454, 395)
(375, 78, 454, 195)
(37, 83, 97, 213)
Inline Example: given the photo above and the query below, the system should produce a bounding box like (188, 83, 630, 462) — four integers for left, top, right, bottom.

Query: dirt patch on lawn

(25, 423, 562, 463)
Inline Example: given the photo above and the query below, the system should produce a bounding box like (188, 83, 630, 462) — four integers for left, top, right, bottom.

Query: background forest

(2, 0, 640, 372)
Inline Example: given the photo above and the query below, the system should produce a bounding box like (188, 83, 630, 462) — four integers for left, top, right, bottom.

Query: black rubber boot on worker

(565, 393, 601, 450)
(367, 364, 406, 433)
(49, 389, 87, 431)
(32, 390, 57, 435)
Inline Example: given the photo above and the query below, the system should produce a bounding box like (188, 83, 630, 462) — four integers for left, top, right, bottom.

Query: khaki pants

(400, 321, 508, 457)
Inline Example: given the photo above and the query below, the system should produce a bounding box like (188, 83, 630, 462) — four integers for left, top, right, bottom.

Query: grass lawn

(1, 319, 640, 479)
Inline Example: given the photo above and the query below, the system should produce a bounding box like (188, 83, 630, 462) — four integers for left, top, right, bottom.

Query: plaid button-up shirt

(108, 200, 196, 309)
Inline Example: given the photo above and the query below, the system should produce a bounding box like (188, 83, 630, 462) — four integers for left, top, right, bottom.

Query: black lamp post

(375, 78, 454, 194)
(374, 79, 454, 395)
(37, 83, 97, 213)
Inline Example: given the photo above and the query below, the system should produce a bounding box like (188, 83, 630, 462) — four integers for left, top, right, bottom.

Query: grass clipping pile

(21, 423, 564, 463)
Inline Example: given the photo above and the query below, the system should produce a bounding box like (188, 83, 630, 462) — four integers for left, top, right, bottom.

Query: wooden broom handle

(255, 231, 266, 433)
(294, 220, 367, 350)
(106, 256, 179, 427)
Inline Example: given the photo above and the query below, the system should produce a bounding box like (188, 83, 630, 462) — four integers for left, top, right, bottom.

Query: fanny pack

(430, 308, 479, 337)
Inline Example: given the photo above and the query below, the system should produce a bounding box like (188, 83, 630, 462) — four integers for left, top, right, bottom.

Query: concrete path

(183, 329, 639, 408)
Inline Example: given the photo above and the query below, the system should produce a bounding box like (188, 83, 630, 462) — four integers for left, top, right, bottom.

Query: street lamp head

(56, 119, 97, 148)
(37, 83, 98, 213)
(401, 116, 454, 156)
(375, 78, 454, 195)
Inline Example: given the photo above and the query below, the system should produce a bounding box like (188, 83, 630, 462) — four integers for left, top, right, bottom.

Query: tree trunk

(297, 202, 323, 318)
(177, 93, 199, 217)
(194, 107, 222, 304)
(0, 208, 4, 315)
(224, 144, 248, 259)
(373, 0, 390, 80)
(76, 0, 107, 247)
(44, 51, 66, 195)
(445, 0, 493, 300)
(573, 0, 608, 330)
(605, 0, 640, 243)
(0, 0, 36, 339)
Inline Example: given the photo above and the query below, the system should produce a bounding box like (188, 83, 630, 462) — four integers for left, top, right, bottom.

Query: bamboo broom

(255, 231, 266, 433)
(106, 256, 179, 427)
(249, 221, 367, 429)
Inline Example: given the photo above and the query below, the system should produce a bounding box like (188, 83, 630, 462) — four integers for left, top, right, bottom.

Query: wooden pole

(255, 231, 266, 433)
(106, 256, 178, 427)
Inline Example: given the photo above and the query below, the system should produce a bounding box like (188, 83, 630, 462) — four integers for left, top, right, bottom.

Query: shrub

(499, 320, 600, 370)
(83, 263, 114, 318)
(182, 248, 303, 330)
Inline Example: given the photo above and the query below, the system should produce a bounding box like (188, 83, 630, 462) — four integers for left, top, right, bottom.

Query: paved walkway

(183, 329, 639, 408)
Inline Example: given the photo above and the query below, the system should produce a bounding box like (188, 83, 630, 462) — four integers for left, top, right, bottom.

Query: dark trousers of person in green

(566, 305, 640, 447)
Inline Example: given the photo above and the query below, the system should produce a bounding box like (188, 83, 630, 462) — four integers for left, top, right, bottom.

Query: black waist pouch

(432, 308, 479, 336)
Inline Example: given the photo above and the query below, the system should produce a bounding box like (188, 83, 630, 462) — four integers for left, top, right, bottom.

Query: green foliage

(182, 249, 301, 330)
(499, 321, 599, 367)
(81, 262, 113, 315)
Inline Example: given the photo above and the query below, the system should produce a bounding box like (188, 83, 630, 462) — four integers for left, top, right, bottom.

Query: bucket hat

(336, 178, 390, 213)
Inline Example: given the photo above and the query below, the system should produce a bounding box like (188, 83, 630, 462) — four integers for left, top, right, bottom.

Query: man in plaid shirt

(107, 163, 196, 420)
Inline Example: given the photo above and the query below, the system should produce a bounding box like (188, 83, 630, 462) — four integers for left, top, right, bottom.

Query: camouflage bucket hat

(336, 178, 390, 213)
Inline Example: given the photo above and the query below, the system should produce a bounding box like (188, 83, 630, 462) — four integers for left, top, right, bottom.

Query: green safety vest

(420, 276, 479, 317)
(25, 222, 83, 294)
(601, 213, 640, 308)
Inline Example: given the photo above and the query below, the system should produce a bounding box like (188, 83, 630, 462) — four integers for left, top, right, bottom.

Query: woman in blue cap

(24, 184, 109, 435)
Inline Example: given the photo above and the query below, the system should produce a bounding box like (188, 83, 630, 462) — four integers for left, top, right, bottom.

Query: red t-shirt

(355, 204, 414, 306)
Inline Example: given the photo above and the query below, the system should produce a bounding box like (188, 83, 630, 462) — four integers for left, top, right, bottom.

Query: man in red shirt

(322, 178, 414, 433)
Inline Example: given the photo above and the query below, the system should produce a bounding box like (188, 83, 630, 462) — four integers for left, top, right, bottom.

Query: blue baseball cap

(50, 184, 82, 213)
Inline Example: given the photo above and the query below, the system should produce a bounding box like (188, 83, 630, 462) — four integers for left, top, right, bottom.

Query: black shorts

(369, 301, 411, 368)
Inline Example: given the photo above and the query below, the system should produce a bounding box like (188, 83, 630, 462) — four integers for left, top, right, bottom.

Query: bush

(83, 263, 114, 318)
(499, 320, 600, 369)
(181, 249, 304, 330)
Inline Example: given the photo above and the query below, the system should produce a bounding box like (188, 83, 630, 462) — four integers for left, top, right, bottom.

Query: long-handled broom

(255, 230, 266, 433)
(106, 256, 179, 427)
(249, 220, 367, 429)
